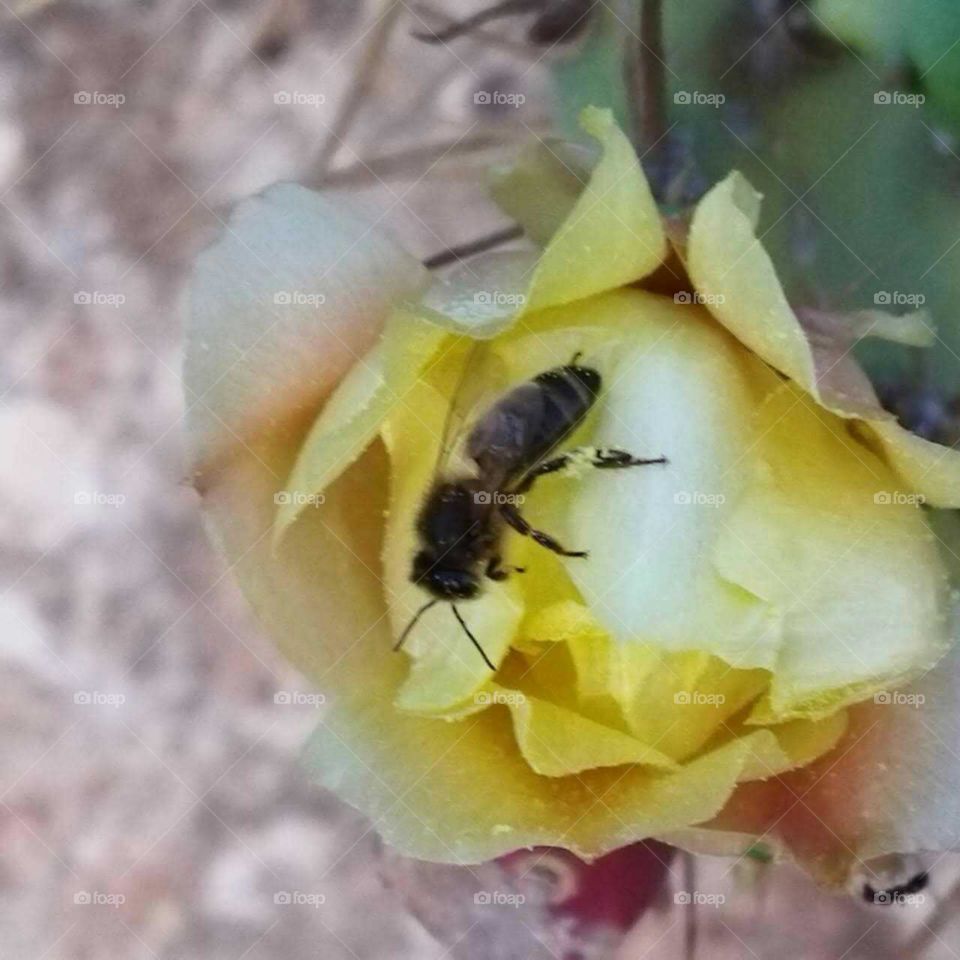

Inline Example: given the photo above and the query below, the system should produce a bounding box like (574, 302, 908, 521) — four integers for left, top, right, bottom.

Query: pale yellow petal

(522, 107, 666, 313)
(715, 383, 952, 719)
(273, 310, 447, 542)
(186, 184, 428, 479)
(500, 689, 678, 776)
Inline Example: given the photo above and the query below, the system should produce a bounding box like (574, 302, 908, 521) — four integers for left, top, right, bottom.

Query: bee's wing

(432, 339, 509, 481)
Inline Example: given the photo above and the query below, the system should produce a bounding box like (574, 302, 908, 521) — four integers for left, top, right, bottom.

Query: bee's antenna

(393, 599, 439, 652)
(570, 350, 583, 365)
(451, 604, 496, 671)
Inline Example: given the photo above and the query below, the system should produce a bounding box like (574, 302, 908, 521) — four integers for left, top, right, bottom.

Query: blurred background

(2, 0, 960, 957)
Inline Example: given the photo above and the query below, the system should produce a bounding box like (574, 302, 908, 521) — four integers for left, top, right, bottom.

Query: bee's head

(412, 550, 479, 600)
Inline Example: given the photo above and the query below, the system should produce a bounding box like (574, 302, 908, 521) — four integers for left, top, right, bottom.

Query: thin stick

(313, 0, 404, 175)
(625, 0, 673, 200)
(683, 851, 698, 960)
(412, 0, 540, 44)
(311, 134, 510, 189)
(639, 0, 668, 153)
(423, 224, 524, 270)
(452, 604, 496, 670)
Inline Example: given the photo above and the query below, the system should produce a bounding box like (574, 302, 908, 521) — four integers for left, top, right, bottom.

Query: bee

(395, 350, 667, 669)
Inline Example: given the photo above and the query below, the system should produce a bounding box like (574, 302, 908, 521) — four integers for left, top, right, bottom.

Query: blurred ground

(1, 1, 958, 958)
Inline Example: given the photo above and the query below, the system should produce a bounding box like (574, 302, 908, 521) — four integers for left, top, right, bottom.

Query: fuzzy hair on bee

(394, 350, 667, 669)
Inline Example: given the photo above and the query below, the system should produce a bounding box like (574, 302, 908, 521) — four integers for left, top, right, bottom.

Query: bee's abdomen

(528, 364, 601, 454)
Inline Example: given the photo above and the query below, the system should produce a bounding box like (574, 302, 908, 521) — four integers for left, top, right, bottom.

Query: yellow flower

(185, 108, 960, 887)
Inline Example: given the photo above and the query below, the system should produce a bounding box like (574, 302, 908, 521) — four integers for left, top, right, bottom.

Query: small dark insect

(853, 853, 931, 906)
(413, 0, 595, 47)
(395, 352, 667, 669)
(862, 871, 929, 906)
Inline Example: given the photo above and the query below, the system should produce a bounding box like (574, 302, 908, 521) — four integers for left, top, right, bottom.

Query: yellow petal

(303, 682, 803, 864)
(861, 418, 960, 509)
(733, 712, 849, 782)
(420, 108, 667, 335)
(499, 688, 679, 776)
(687, 172, 960, 502)
(687, 172, 818, 398)
(186, 184, 428, 480)
(522, 107, 666, 313)
(273, 310, 447, 543)
(715, 383, 952, 719)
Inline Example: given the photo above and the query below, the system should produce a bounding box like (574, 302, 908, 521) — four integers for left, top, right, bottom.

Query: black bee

(395, 352, 667, 669)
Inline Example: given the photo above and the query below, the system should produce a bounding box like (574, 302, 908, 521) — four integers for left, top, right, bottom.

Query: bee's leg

(512, 449, 667, 495)
(499, 503, 588, 558)
(591, 449, 668, 470)
(511, 454, 573, 495)
(485, 555, 526, 581)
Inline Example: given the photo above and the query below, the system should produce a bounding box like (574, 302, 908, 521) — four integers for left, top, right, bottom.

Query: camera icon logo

(874, 91, 892, 105)
(274, 91, 292, 105)
(74, 291, 92, 305)
(74, 691, 91, 704)
(74, 891, 91, 904)
(74, 91, 92, 105)
(474, 91, 492, 105)
(674, 91, 691, 104)
(874, 691, 892, 705)
(474, 491, 492, 504)
(274, 691, 292, 705)
(274, 891, 292, 904)
(674, 891, 692, 904)
(273, 291, 292, 305)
